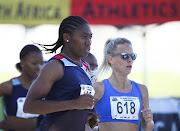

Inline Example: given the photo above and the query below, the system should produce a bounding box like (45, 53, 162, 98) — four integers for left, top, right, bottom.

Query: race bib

(110, 96, 140, 120)
(80, 84, 95, 96)
(16, 97, 40, 118)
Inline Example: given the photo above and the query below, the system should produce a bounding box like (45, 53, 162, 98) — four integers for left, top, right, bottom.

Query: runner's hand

(86, 112, 100, 128)
(0, 120, 10, 130)
(75, 94, 95, 109)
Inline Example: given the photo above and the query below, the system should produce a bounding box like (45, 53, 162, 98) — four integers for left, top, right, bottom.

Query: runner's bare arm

(139, 84, 154, 131)
(0, 80, 12, 96)
(93, 81, 104, 104)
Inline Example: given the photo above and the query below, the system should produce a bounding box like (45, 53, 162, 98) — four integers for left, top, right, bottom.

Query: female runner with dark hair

(24, 16, 97, 131)
(0, 44, 43, 131)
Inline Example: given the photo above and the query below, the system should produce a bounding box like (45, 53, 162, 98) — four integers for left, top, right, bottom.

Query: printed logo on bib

(80, 84, 95, 96)
(16, 97, 40, 118)
(110, 96, 140, 120)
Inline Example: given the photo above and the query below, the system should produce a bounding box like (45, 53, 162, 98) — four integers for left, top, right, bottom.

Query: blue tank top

(37, 54, 94, 131)
(4, 78, 39, 118)
(95, 79, 142, 125)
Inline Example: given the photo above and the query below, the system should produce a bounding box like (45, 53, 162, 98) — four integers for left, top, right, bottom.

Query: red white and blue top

(37, 54, 95, 131)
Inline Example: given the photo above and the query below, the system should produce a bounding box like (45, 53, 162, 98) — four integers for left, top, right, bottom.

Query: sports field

(129, 72, 180, 98)
(98, 71, 180, 98)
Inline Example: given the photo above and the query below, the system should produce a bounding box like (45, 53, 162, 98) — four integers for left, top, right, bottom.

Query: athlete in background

(82, 52, 98, 83)
(83, 53, 100, 131)
(0, 44, 43, 131)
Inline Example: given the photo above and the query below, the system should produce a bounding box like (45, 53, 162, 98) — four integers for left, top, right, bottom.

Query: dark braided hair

(36, 16, 88, 53)
(16, 44, 42, 72)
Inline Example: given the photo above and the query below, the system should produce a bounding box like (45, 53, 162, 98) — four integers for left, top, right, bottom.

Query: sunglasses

(111, 52, 137, 60)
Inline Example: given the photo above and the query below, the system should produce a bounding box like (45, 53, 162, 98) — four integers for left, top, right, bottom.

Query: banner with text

(0, 0, 180, 26)
(71, 0, 180, 26)
(0, 0, 70, 26)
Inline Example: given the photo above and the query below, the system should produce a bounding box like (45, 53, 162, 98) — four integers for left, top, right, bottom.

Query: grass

(98, 71, 180, 98)
(0, 98, 4, 120)
(129, 72, 180, 98)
